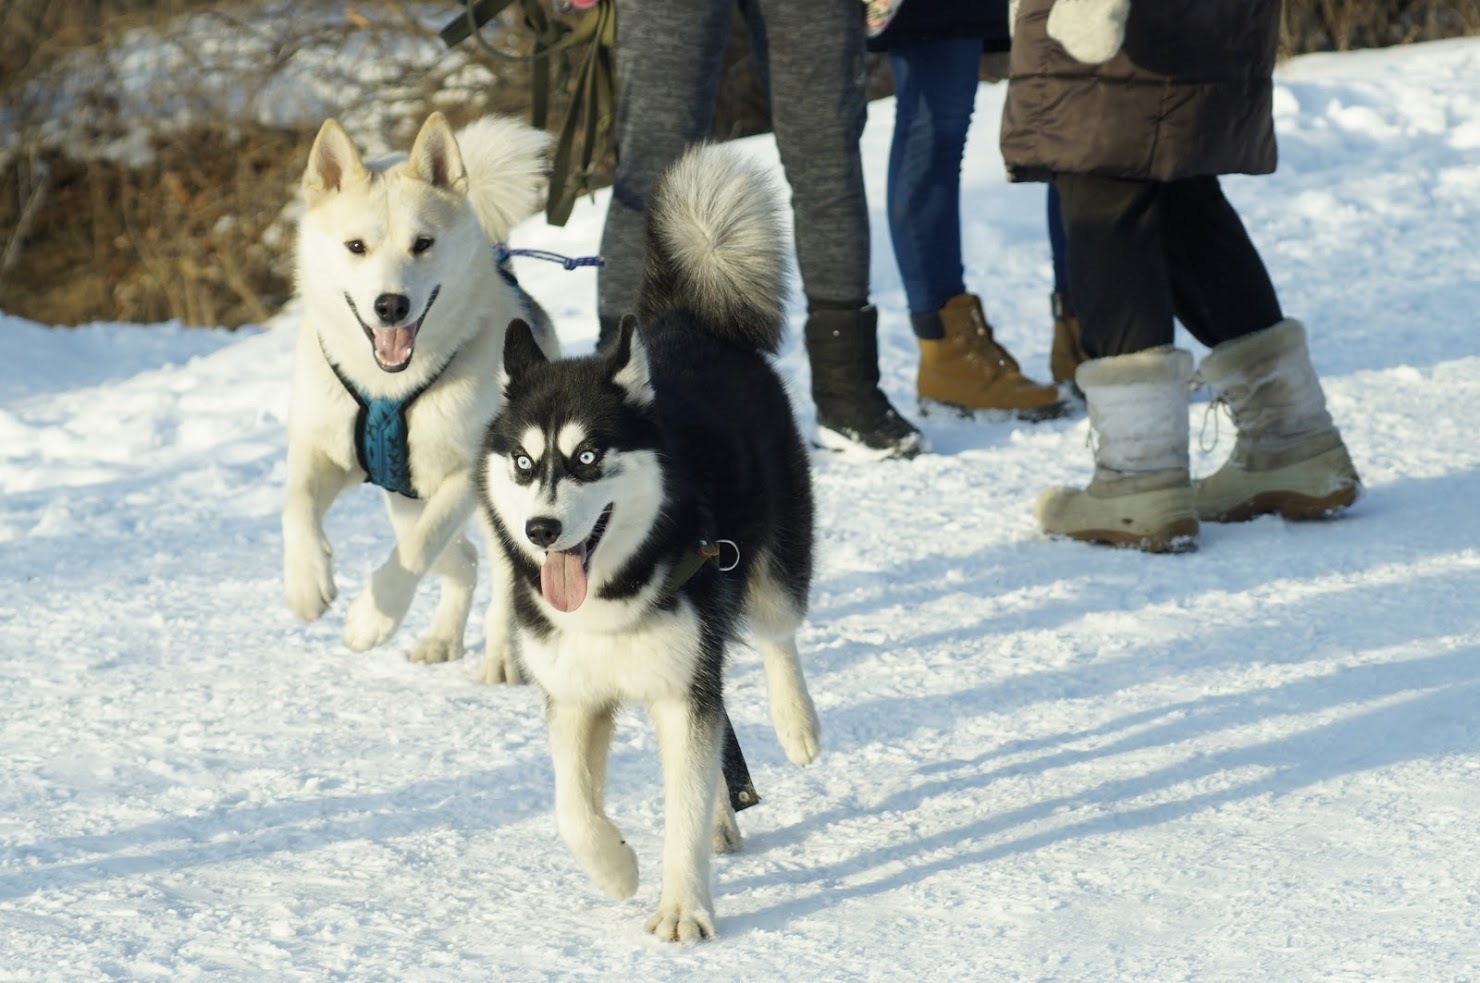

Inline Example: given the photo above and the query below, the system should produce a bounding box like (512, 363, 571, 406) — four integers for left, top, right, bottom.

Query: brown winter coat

(1000, 0, 1281, 183)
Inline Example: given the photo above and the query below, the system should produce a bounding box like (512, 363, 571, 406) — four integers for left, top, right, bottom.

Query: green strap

(661, 539, 722, 601)
(441, 0, 616, 226)
(545, 0, 615, 226)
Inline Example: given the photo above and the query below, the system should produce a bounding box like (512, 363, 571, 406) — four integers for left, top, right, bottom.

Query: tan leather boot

(917, 294, 1067, 419)
(1050, 291, 1088, 387)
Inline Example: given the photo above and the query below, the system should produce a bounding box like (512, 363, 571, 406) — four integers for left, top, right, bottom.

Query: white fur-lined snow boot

(1037, 346, 1199, 553)
(1194, 319, 1361, 523)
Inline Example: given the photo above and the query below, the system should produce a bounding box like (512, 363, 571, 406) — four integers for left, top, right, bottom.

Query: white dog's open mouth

(540, 505, 612, 613)
(345, 287, 440, 373)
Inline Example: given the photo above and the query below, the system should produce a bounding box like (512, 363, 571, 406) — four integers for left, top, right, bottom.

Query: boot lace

(1194, 376, 1229, 454)
(960, 307, 1021, 373)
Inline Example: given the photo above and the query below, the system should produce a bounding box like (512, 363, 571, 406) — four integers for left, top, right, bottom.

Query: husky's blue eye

(577, 450, 598, 466)
(514, 454, 534, 472)
(412, 236, 434, 255)
(345, 239, 366, 255)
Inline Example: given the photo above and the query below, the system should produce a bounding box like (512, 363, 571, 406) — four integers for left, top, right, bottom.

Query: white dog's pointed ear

(407, 112, 467, 193)
(303, 118, 368, 206)
(610, 314, 653, 406)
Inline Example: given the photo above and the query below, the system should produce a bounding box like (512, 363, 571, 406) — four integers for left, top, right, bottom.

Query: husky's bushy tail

(455, 116, 553, 243)
(638, 144, 791, 353)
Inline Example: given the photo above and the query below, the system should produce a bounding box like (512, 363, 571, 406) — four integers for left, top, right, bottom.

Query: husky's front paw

(645, 895, 716, 943)
(284, 538, 336, 622)
(342, 565, 415, 651)
(478, 643, 523, 685)
(773, 697, 821, 766)
(408, 634, 464, 664)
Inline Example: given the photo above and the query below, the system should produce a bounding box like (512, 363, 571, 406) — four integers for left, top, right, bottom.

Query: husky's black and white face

(481, 317, 666, 615)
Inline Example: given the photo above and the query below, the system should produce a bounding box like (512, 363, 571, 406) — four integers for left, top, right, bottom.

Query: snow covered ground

(4, 38, 1480, 981)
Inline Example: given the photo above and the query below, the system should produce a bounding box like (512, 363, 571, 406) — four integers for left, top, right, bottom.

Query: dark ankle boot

(804, 305, 925, 460)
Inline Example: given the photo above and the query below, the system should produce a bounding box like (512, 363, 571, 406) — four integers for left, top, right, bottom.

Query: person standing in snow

(867, 0, 1073, 420)
(595, 0, 924, 460)
(1000, 0, 1362, 552)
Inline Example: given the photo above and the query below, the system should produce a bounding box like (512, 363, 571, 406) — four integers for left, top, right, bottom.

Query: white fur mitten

(1046, 0, 1131, 64)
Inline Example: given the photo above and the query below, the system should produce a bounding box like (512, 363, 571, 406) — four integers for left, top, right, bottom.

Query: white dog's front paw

(645, 895, 716, 943)
(342, 566, 414, 652)
(773, 697, 821, 766)
(408, 634, 464, 664)
(343, 590, 399, 651)
(284, 539, 336, 622)
(590, 839, 639, 901)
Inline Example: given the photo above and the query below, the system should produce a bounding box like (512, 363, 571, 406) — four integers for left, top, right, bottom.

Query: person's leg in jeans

(884, 39, 1064, 418)
(596, 0, 730, 340)
(885, 39, 979, 338)
(1047, 184, 1071, 301)
(1047, 183, 1086, 385)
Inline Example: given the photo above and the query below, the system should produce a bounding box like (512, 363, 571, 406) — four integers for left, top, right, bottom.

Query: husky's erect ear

(303, 119, 368, 206)
(609, 314, 653, 406)
(406, 112, 468, 193)
(501, 318, 547, 392)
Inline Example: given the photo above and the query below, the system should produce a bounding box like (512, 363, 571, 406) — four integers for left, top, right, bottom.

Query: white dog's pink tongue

(541, 547, 588, 612)
(372, 326, 416, 368)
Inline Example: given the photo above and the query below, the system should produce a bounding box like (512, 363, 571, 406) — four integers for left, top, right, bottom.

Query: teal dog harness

(321, 345, 432, 499)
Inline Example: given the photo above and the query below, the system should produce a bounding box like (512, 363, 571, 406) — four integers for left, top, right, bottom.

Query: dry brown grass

(1, 0, 1476, 329)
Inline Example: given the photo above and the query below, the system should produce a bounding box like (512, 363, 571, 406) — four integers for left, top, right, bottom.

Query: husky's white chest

(522, 603, 705, 707)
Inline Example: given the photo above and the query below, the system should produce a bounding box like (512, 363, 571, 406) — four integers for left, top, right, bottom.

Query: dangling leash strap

(493, 243, 605, 271)
(658, 536, 755, 812)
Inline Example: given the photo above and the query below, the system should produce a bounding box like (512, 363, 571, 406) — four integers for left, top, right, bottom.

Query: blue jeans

(1047, 183, 1071, 302)
(886, 40, 982, 339)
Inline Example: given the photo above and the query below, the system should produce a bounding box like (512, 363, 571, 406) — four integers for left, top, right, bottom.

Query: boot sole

(812, 427, 926, 461)
(1054, 517, 1201, 554)
(1201, 484, 1360, 524)
(917, 397, 1072, 423)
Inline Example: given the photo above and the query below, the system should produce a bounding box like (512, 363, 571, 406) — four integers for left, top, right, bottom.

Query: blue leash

(493, 244, 605, 270)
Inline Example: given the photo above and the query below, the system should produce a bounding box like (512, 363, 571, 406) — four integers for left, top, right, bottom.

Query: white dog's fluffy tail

(639, 144, 790, 354)
(455, 116, 553, 243)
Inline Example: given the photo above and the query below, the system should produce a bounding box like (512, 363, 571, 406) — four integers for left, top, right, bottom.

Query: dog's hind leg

(711, 783, 742, 855)
(408, 533, 475, 664)
(646, 697, 722, 942)
(745, 558, 821, 766)
(548, 701, 637, 900)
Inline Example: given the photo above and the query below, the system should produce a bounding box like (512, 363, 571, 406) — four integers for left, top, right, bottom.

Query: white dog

(282, 111, 557, 680)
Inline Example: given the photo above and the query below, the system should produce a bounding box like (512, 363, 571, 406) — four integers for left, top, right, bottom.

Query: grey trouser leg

(597, 0, 871, 322)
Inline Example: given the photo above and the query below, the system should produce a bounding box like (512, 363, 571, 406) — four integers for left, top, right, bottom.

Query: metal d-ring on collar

(660, 536, 741, 600)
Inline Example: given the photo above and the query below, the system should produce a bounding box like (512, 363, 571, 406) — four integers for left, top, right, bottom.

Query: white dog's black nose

(526, 517, 562, 548)
(374, 293, 411, 324)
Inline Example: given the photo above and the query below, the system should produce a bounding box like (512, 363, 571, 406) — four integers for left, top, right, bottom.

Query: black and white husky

(476, 145, 821, 942)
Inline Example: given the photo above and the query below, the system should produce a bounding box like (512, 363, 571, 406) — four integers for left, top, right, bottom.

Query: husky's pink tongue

(540, 546, 589, 612)
(372, 325, 416, 368)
